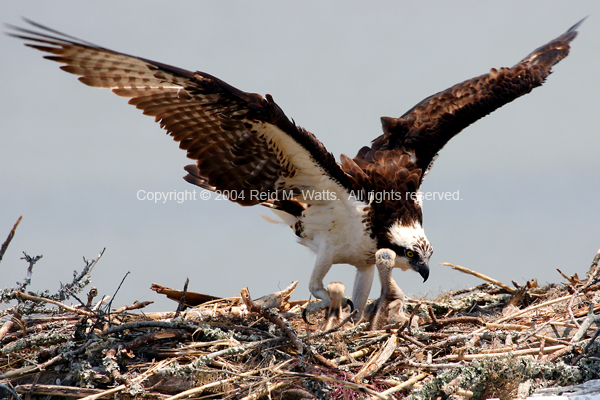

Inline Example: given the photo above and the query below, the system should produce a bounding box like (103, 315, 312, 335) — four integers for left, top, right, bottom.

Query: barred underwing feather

(9, 21, 355, 208)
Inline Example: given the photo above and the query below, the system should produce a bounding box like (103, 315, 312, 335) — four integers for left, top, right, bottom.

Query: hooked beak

(414, 262, 430, 282)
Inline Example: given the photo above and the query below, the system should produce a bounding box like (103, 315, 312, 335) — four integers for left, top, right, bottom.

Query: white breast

(297, 195, 376, 268)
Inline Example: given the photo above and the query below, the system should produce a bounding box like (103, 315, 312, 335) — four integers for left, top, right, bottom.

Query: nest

(2, 216, 600, 400)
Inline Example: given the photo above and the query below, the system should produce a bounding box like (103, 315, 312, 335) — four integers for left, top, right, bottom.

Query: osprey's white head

(384, 220, 433, 281)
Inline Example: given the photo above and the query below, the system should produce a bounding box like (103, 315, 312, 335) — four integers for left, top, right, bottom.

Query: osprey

(8, 19, 581, 316)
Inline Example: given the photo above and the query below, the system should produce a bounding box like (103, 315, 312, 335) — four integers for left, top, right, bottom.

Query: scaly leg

(305, 243, 334, 312)
(352, 264, 375, 319)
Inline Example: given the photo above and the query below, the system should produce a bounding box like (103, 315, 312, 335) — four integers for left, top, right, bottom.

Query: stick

(407, 360, 463, 369)
(2, 352, 64, 379)
(567, 251, 600, 327)
(311, 309, 358, 339)
(441, 262, 515, 293)
(472, 293, 583, 334)
(368, 372, 428, 399)
(0, 215, 22, 263)
(77, 358, 172, 400)
(425, 311, 484, 331)
(278, 370, 389, 399)
(14, 384, 154, 399)
(164, 363, 286, 400)
(445, 344, 565, 361)
(175, 277, 189, 317)
(112, 301, 154, 314)
(485, 323, 529, 331)
(241, 287, 305, 356)
(353, 334, 398, 381)
(0, 319, 15, 341)
(14, 291, 93, 316)
(334, 346, 376, 365)
(571, 302, 600, 343)
(239, 381, 289, 400)
(102, 320, 199, 336)
(105, 271, 130, 316)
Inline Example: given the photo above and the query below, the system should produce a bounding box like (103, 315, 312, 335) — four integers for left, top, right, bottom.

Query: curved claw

(302, 299, 331, 325)
(304, 299, 331, 313)
(302, 306, 315, 325)
(346, 298, 355, 313)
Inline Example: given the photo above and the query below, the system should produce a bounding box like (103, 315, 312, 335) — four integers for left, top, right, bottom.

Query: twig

(14, 291, 93, 316)
(77, 358, 173, 400)
(79, 248, 105, 282)
(353, 334, 398, 381)
(15, 384, 166, 399)
(112, 301, 154, 314)
(278, 370, 389, 399)
(241, 287, 305, 356)
(543, 344, 577, 361)
(570, 301, 600, 343)
(58, 248, 105, 301)
(175, 278, 189, 317)
(164, 360, 294, 400)
(567, 251, 600, 327)
(2, 352, 65, 379)
(517, 318, 556, 344)
(397, 302, 422, 334)
(441, 262, 515, 294)
(399, 332, 426, 348)
(334, 346, 376, 365)
(311, 309, 358, 339)
(473, 293, 583, 334)
(445, 344, 565, 361)
(406, 360, 463, 369)
(424, 305, 484, 331)
(583, 327, 600, 354)
(17, 252, 43, 291)
(367, 372, 428, 399)
(0, 215, 22, 263)
(102, 320, 199, 335)
(0, 318, 16, 341)
(239, 381, 289, 400)
(485, 323, 529, 331)
(92, 295, 110, 311)
(105, 271, 130, 317)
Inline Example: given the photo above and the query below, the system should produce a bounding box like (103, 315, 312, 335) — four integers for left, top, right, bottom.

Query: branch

(112, 301, 153, 314)
(567, 250, 600, 327)
(58, 248, 105, 300)
(367, 372, 428, 399)
(570, 301, 600, 343)
(0, 216, 22, 263)
(175, 277, 190, 317)
(441, 262, 515, 294)
(14, 291, 93, 316)
(241, 287, 305, 356)
(17, 252, 43, 291)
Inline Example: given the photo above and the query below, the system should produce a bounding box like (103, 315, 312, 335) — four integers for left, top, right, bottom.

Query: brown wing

(361, 18, 583, 186)
(8, 20, 354, 207)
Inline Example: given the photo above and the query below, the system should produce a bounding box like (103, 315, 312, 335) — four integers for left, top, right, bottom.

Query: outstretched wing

(360, 18, 583, 186)
(8, 19, 354, 207)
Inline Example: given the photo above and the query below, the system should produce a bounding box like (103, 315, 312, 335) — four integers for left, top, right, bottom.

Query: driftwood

(150, 283, 221, 307)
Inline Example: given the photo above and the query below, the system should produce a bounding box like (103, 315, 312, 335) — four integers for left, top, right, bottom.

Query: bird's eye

(406, 250, 414, 258)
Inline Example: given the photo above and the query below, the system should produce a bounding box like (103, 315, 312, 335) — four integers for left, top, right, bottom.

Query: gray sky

(1, 1, 599, 312)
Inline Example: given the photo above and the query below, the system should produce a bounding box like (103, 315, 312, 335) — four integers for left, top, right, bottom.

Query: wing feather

(9, 20, 355, 207)
(364, 19, 583, 186)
